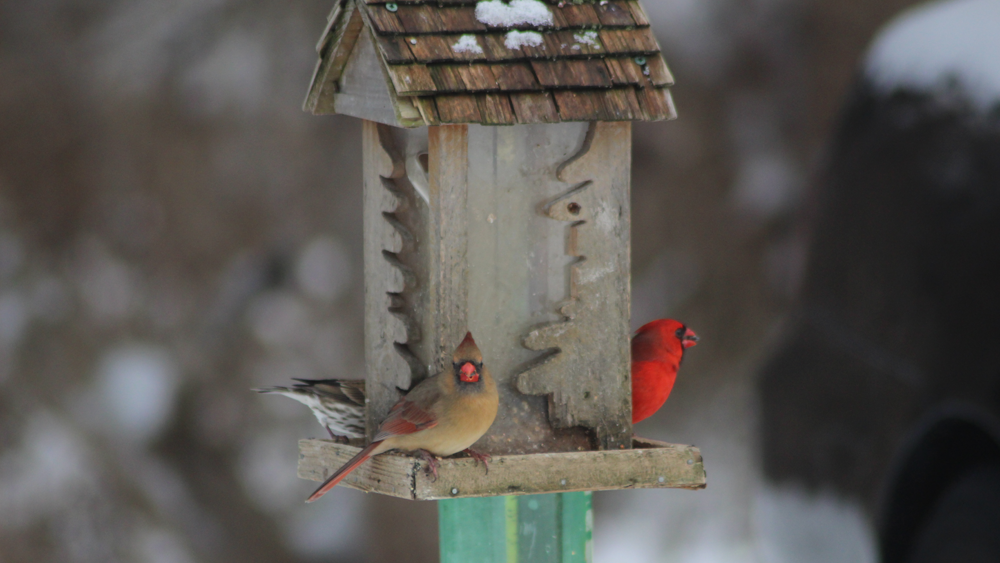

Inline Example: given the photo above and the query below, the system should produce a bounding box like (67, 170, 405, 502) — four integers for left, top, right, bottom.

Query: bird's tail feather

(306, 441, 383, 503)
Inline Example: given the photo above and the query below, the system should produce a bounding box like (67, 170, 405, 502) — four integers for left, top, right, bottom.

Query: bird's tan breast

(388, 384, 498, 456)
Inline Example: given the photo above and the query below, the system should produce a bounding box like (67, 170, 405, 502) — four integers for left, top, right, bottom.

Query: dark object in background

(757, 62, 1000, 563)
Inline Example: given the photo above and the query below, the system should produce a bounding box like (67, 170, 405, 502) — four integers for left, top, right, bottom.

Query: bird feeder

(298, 0, 705, 502)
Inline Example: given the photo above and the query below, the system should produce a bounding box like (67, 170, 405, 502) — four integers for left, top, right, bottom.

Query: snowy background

(1, 0, 990, 561)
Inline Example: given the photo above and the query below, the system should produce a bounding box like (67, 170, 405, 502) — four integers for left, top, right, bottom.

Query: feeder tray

(298, 436, 706, 500)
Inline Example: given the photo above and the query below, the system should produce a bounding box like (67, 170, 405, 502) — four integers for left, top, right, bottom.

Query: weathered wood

(374, 34, 417, 64)
(555, 3, 600, 27)
(594, 0, 636, 26)
(304, 0, 364, 114)
(644, 56, 675, 87)
(422, 125, 471, 372)
(476, 94, 517, 125)
(531, 60, 613, 89)
(515, 122, 633, 449)
(636, 87, 677, 121)
(363, 121, 432, 436)
(298, 437, 706, 500)
(600, 88, 644, 121)
(553, 90, 610, 122)
(492, 62, 542, 91)
(405, 35, 461, 63)
(336, 28, 405, 125)
(366, 3, 406, 34)
(413, 96, 441, 125)
(598, 28, 660, 54)
(509, 93, 560, 123)
(436, 95, 483, 123)
(388, 64, 437, 95)
(430, 64, 498, 92)
(604, 57, 646, 86)
(627, 0, 652, 26)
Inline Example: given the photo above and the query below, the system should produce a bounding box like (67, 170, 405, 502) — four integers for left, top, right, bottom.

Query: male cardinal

(253, 379, 366, 442)
(631, 319, 698, 424)
(305, 332, 498, 503)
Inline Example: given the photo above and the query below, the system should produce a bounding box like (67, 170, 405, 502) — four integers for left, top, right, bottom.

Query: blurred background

(2, 0, 998, 562)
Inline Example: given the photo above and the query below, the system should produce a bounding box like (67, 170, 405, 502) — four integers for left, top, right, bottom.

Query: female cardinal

(305, 332, 498, 502)
(253, 379, 366, 442)
(631, 319, 698, 424)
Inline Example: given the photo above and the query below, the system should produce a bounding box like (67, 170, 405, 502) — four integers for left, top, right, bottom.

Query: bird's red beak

(459, 362, 480, 383)
(682, 328, 699, 349)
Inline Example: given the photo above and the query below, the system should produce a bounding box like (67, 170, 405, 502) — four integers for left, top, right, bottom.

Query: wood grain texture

(594, 0, 636, 26)
(388, 64, 437, 94)
(298, 436, 706, 500)
(363, 122, 431, 437)
(304, 0, 363, 114)
(509, 92, 560, 123)
(531, 59, 613, 89)
(424, 125, 470, 371)
(636, 86, 677, 121)
(436, 95, 483, 123)
(515, 121, 634, 449)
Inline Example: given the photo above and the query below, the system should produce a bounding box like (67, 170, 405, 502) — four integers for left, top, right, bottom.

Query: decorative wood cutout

(516, 122, 633, 450)
(363, 122, 427, 438)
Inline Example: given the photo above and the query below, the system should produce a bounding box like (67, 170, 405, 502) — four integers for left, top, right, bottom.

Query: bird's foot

(325, 426, 350, 444)
(417, 449, 440, 481)
(463, 449, 491, 475)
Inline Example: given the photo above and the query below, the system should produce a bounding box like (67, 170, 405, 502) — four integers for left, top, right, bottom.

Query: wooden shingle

(309, 0, 677, 124)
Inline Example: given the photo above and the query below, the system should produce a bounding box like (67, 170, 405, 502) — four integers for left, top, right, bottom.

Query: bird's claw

(417, 450, 440, 481)
(463, 449, 491, 475)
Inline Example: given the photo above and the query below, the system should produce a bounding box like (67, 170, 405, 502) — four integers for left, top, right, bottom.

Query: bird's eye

(675, 327, 686, 339)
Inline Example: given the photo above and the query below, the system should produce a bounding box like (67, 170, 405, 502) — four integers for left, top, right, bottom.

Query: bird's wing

(294, 378, 366, 407)
(339, 380, 367, 406)
(374, 399, 438, 440)
(373, 377, 442, 440)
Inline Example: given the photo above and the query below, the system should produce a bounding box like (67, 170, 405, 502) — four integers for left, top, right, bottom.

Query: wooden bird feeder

(298, 0, 706, 504)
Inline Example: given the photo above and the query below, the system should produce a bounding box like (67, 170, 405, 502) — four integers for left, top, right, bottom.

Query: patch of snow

(296, 236, 352, 303)
(95, 344, 180, 445)
(866, 0, 1000, 111)
(476, 0, 553, 28)
(452, 34, 484, 55)
(504, 30, 544, 50)
(574, 31, 600, 48)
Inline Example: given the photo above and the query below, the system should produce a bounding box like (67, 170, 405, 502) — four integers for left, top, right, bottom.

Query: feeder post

(439, 493, 593, 563)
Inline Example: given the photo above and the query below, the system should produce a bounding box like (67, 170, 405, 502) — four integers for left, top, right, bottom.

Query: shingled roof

(304, 0, 676, 127)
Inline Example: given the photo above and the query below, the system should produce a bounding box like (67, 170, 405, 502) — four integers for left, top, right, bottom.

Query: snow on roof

(475, 0, 554, 28)
(865, 0, 1000, 111)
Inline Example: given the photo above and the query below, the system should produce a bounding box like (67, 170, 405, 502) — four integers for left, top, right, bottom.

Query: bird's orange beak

(682, 328, 699, 349)
(459, 362, 480, 383)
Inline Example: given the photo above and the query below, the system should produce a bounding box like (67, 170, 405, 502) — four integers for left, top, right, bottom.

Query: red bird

(631, 319, 698, 424)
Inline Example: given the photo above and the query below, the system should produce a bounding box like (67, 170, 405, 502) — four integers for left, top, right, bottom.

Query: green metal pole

(439, 492, 593, 563)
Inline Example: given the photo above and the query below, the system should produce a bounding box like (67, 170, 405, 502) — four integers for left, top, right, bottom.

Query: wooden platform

(298, 436, 706, 500)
